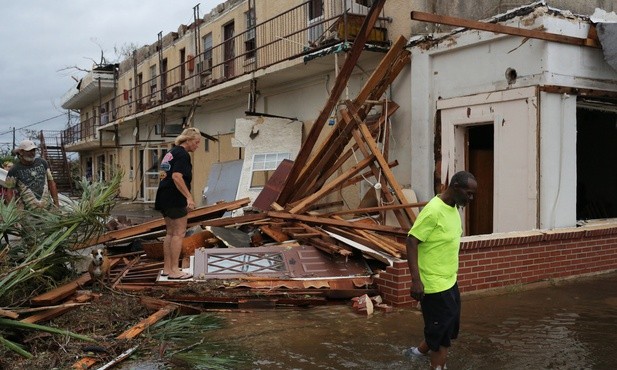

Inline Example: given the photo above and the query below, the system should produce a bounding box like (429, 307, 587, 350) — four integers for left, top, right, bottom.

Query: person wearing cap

(4, 139, 59, 210)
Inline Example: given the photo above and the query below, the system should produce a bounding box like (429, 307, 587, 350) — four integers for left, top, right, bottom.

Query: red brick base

(375, 225, 617, 306)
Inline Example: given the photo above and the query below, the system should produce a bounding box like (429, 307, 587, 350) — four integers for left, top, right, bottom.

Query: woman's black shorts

(160, 206, 188, 220)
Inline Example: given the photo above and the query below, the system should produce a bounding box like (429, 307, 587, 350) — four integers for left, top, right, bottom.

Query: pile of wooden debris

(9, 2, 425, 367)
(68, 0, 420, 311)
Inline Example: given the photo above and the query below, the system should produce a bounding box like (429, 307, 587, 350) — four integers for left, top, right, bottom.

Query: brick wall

(375, 225, 617, 306)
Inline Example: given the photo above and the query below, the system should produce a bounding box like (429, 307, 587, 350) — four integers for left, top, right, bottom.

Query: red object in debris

(352, 294, 374, 315)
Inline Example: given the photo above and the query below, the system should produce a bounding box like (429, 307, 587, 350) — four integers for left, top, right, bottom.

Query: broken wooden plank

(325, 228, 394, 265)
(72, 357, 98, 369)
(31, 273, 92, 306)
(288, 155, 376, 214)
(23, 293, 93, 324)
(253, 159, 294, 211)
(348, 112, 410, 228)
(324, 201, 427, 217)
(77, 198, 250, 249)
(310, 237, 353, 256)
(201, 212, 268, 228)
(111, 255, 142, 289)
(30, 258, 122, 306)
(278, 0, 388, 204)
(267, 211, 407, 237)
(116, 303, 178, 340)
(0, 308, 18, 319)
(289, 40, 409, 201)
(358, 121, 415, 226)
(259, 225, 289, 243)
(410, 10, 601, 48)
(140, 296, 203, 315)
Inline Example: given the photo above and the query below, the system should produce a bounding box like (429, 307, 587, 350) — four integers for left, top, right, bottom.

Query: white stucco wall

(539, 92, 577, 229)
(233, 117, 303, 206)
(408, 10, 617, 232)
(438, 87, 539, 232)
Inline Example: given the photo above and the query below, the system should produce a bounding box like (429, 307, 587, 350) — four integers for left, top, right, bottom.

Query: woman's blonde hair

(175, 127, 201, 145)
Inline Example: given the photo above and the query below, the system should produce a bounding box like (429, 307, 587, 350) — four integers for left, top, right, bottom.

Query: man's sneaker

(403, 346, 428, 358)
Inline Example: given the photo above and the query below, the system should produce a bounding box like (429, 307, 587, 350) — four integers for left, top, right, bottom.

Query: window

(149, 65, 157, 94)
(129, 148, 134, 180)
(245, 9, 256, 60)
(308, 0, 324, 43)
(309, 0, 324, 20)
(137, 73, 143, 100)
(250, 152, 290, 188)
(128, 78, 133, 103)
(202, 33, 213, 73)
(207, 252, 285, 274)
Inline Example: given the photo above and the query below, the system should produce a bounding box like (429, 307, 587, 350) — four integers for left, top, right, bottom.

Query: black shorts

(421, 282, 461, 351)
(159, 206, 188, 220)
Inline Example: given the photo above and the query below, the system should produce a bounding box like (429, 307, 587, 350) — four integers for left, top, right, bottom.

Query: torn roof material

(407, 1, 593, 49)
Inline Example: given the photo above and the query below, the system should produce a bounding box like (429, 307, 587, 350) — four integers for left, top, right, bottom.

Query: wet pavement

(121, 270, 617, 369)
(110, 201, 160, 225)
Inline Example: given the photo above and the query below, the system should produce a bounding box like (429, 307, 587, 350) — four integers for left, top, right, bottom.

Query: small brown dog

(88, 248, 110, 290)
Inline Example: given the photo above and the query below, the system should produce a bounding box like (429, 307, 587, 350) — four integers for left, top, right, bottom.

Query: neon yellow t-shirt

(408, 196, 462, 293)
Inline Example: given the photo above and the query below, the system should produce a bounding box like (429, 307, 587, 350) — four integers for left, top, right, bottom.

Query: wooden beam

(22, 294, 93, 324)
(116, 304, 178, 340)
(348, 111, 409, 228)
(201, 212, 268, 227)
(355, 35, 409, 104)
(540, 85, 617, 100)
(288, 155, 376, 214)
(288, 41, 409, 202)
(30, 258, 122, 306)
(358, 122, 415, 226)
(259, 225, 289, 243)
(292, 106, 360, 200)
(76, 198, 250, 249)
(278, 0, 388, 204)
(343, 160, 398, 188)
(267, 211, 407, 237)
(324, 201, 427, 217)
(410, 11, 600, 48)
(30, 273, 92, 306)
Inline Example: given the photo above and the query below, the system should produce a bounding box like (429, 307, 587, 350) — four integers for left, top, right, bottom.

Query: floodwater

(124, 271, 617, 370)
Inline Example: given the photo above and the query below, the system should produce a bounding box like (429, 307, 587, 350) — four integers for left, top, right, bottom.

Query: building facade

(55, 0, 617, 302)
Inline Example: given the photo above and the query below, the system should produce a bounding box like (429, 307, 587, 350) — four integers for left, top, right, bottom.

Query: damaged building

(37, 0, 617, 308)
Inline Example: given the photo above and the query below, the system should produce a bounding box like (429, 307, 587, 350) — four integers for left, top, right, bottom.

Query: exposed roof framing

(409, 9, 600, 49)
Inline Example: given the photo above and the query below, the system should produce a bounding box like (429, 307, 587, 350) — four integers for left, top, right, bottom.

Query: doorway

(576, 106, 617, 220)
(467, 124, 494, 235)
(223, 21, 235, 78)
(142, 147, 162, 203)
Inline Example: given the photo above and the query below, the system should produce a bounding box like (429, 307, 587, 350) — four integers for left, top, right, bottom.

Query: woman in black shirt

(155, 127, 201, 279)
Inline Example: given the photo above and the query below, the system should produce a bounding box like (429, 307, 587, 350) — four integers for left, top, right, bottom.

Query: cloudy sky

(0, 1, 219, 149)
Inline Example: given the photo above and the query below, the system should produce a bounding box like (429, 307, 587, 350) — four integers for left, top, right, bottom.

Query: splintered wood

(252, 33, 419, 260)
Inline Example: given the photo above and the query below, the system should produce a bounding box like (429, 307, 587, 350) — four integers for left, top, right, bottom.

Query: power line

(0, 113, 69, 136)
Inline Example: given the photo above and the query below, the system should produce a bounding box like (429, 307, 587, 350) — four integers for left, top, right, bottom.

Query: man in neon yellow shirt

(404, 171, 477, 370)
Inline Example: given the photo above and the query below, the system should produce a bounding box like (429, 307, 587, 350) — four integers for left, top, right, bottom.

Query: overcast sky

(0, 1, 219, 149)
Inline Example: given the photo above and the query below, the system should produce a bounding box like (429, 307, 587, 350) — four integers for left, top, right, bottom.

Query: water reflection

(121, 272, 617, 369)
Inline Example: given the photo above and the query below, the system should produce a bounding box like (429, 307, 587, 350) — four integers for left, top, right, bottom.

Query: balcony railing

(62, 116, 99, 144)
(63, 0, 389, 148)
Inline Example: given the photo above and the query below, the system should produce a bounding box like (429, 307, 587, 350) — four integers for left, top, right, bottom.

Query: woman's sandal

(167, 272, 193, 280)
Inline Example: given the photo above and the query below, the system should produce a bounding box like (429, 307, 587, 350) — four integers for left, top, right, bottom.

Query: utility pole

(12, 127, 15, 151)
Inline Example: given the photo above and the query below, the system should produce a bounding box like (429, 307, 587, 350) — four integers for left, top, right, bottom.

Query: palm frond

(0, 171, 122, 357)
